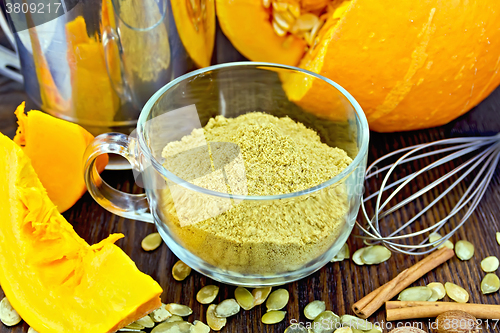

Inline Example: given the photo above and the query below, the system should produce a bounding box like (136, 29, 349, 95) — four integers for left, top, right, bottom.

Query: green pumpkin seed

(165, 315, 183, 322)
(172, 260, 191, 281)
(266, 289, 289, 311)
(262, 310, 286, 324)
(445, 282, 469, 303)
(427, 289, 439, 302)
(150, 303, 172, 322)
(215, 299, 240, 318)
(397, 286, 433, 301)
(331, 243, 350, 262)
(304, 300, 326, 320)
(361, 245, 391, 265)
(0, 297, 21, 327)
(125, 322, 145, 330)
(481, 273, 500, 294)
(196, 285, 219, 304)
(252, 287, 272, 306)
(165, 304, 193, 317)
(481, 256, 500, 272)
(455, 240, 474, 260)
(285, 323, 309, 333)
(191, 320, 210, 333)
(151, 321, 192, 333)
(352, 248, 365, 266)
(427, 282, 446, 300)
(235, 287, 254, 310)
(497, 232, 500, 246)
(334, 328, 353, 333)
(429, 233, 454, 249)
(312, 311, 339, 333)
(134, 315, 155, 328)
(141, 232, 162, 251)
(28, 328, 39, 333)
(206, 304, 226, 331)
(340, 314, 372, 331)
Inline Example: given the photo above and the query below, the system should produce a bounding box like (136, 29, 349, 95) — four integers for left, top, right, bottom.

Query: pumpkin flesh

(0, 134, 162, 332)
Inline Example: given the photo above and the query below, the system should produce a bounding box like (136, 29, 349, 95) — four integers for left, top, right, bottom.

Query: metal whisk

(357, 133, 500, 255)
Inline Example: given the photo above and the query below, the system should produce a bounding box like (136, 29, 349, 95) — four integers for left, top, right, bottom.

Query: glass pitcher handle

(84, 132, 154, 223)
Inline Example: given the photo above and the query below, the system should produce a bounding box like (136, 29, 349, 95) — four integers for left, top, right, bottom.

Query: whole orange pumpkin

(217, 0, 500, 132)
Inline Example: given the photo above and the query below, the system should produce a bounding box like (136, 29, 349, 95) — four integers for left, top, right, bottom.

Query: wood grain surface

(1, 73, 500, 333)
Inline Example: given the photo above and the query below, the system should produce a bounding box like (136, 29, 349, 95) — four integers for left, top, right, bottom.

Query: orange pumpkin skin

(218, 0, 500, 132)
(0, 134, 162, 333)
(14, 102, 108, 213)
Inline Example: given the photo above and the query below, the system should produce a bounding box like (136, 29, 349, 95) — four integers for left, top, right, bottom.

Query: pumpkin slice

(14, 102, 108, 213)
(216, 0, 306, 66)
(0, 134, 162, 332)
(172, 0, 216, 68)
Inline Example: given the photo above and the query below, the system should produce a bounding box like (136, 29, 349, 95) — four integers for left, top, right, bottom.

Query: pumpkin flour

(160, 112, 352, 274)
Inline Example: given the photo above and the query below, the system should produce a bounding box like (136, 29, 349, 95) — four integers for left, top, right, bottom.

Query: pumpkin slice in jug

(171, 0, 216, 68)
(0, 134, 162, 333)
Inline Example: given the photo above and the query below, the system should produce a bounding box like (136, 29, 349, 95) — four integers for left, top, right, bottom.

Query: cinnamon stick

(352, 247, 455, 319)
(386, 301, 500, 321)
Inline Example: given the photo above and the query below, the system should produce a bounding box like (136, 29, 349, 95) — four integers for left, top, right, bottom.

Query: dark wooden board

(1, 73, 500, 333)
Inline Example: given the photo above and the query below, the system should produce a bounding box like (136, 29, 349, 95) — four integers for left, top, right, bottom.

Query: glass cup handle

(83, 132, 154, 223)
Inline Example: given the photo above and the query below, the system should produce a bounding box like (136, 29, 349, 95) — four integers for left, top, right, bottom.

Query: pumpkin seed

(295, 13, 319, 31)
(165, 303, 193, 317)
(481, 273, 500, 294)
(196, 285, 219, 304)
(331, 243, 350, 262)
(340, 314, 371, 331)
(262, 310, 286, 324)
(266, 289, 289, 311)
(235, 287, 254, 310)
(427, 282, 446, 300)
(455, 240, 474, 260)
(285, 323, 308, 333)
(361, 245, 391, 265)
(272, 20, 287, 36)
(172, 260, 191, 281)
(445, 282, 469, 303)
(252, 287, 272, 306)
(215, 299, 240, 318)
(166, 315, 184, 322)
(497, 232, 500, 246)
(304, 300, 326, 320)
(288, 3, 300, 18)
(28, 328, 38, 333)
(135, 315, 155, 328)
(429, 233, 454, 249)
(334, 328, 353, 333)
(312, 311, 339, 333)
(481, 256, 500, 272)
(125, 322, 145, 330)
(0, 297, 21, 327)
(398, 286, 433, 301)
(272, 1, 288, 12)
(262, 0, 271, 9)
(150, 303, 172, 322)
(352, 248, 365, 266)
(427, 289, 439, 302)
(206, 304, 226, 331)
(141, 232, 162, 251)
(151, 321, 192, 333)
(191, 320, 210, 333)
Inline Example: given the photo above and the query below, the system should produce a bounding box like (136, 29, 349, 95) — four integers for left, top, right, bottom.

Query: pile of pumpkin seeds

(428, 233, 454, 250)
(352, 245, 391, 266)
(397, 282, 469, 303)
(480, 255, 500, 294)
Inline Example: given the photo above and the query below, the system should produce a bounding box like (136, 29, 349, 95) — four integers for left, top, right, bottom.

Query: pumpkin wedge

(14, 102, 108, 213)
(172, 0, 216, 68)
(0, 134, 162, 332)
(217, 0, 500, 132)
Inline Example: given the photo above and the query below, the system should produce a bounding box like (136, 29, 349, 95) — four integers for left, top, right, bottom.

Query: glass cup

(84, 62, 369, 286)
